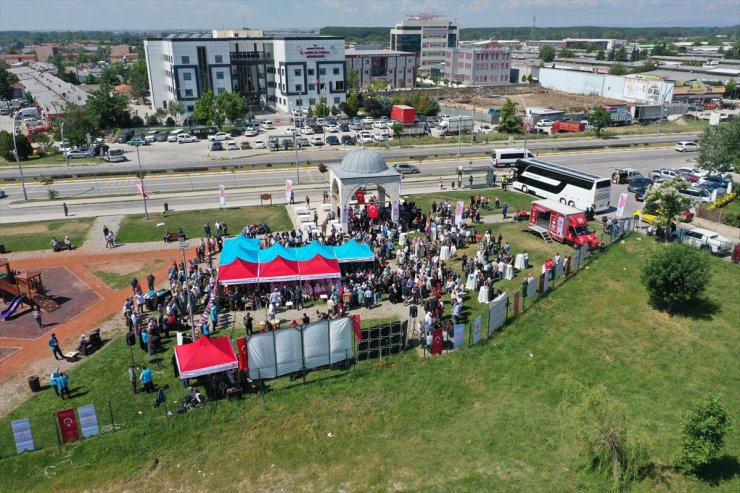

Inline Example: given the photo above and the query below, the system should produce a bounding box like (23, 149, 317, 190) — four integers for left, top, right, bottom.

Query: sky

(0, 0, 738, 31)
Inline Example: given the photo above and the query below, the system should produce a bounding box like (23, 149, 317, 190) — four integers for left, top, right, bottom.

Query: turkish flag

(136, 183, 149, 198)
(355, 190, 365, 204)
(236, 337, 248, 371)
(367, 203, 378, 218)
(352, 315, 364, 341)
(57, 408, 79, 443)
(431, 329, 444, 355)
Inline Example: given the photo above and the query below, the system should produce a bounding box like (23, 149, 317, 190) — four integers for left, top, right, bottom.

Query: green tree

(56, 103, 97, 147)
(128, 58, 149, 101)
(643, 177, 693, 241)
(99, 63, 127, 85)
(346, 67, 360, 92)
(677, 395, 732, 474)
(596, 50, 606, 60)
(391, 121, 404, 147)
(145, 114, 159, 126)
(0, 60, 15, 100)
(165, 116, 176, 126)
(587, 107, 612, 137)
(215, 91, 245, 122)
(539, 44, 556, 62)
(641, 243, 710, 312)
(314, 97, 329, 118)
(192, 90, 221, 126)
(576, 386, 649, 490)
(0, 130, 33, 161)
(609, 63, 629, 76)
(527, 73, 533, 83)
(497, 98, 522, 134)
(342, 91, 361, 117)
(167, 99, 185, 125)
(83, 73, 97, 85)
(317, 162, 328, 182)
(724, 78, 736, 98)
(85, 84, 131, 129)
(724, 40, 740, 59)
(558, 48, 575, 58)
(696, 119, 740, 174)
(521, 74, 526, 83)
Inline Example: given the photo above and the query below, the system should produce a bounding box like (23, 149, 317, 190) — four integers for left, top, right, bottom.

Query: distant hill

(320, 25, 739, 44)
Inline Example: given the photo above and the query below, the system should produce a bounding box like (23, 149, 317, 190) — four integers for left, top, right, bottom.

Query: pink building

(443, 39, 511, 86)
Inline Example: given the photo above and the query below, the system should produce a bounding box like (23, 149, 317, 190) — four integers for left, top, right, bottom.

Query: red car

(677, 170, 699, 183)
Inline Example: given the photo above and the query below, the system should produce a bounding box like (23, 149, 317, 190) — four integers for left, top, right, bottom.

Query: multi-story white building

(390, 14, 458, 75)
(143, 31, 346, 117)
(443, 39, 511, 86)
(345, 46, 416, 89)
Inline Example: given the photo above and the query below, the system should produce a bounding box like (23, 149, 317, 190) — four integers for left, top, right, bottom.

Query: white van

(260, 120, 274, 130)
(167, 128, 184, 142)
(491, 148, 534, 167)
(106, 148, 126, 162)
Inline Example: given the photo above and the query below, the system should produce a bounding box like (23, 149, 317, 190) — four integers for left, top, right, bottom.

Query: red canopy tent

(218, 259, 259, 285)
(174, 336, 238, 378)
(299, 255, 341, 280)
(258, 256, 300, 283)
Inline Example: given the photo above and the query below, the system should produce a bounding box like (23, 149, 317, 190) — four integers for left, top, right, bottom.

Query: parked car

(362, 116, 374, 124)
(253, 140, 266, 149)
(674, 141, 699, 152)
(373, 132, 389, 141)
(243, 128, 260, 137)
(326, 124, 339, 132)
(209, 141, 224, 151)
(309, 136, 324, 146)
(260, 120, 274, 129)
(613, 168, 642, 184)
(105, 148, 126, 162)
(228, 128, 242, 137)
(394, 163, 420, 174)
(209, 132, 230, 141)
(65, 148, 93, 159)
(115, 129, 135, 143)
(144, 130, 159, 143)
(340, 135, 356, 145)
(677, 166, 707, 178)
(0, 189, 6, 198)
(296, 137, 310, 148)
(225, 141, 238, 150)
(673, 226, 732, 254)
(177, 133, 199, 143)
(301, 126, 315, 135)
(649, 168, 680, 180)
(154, 132, 168, 142)
(349, 123, 363, 131)
(536, 119, 555, 127)
(167, 129, 184, 142)
(127, 136, 148, 146)
(677, 170, 699, 183)
(285, 127, 299, 136)
(628, 176, 653, 193)
(635, 187, 648, 202)
(679, 187, 711, 203)
(339, 123, 350, 132)
(358, 132, 374, 144)
(477, 124, 493, 134)
(326, 135, 340, 145)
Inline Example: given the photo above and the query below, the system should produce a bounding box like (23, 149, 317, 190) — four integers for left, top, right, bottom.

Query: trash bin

(163, 203, 169, 213)
(28, 375, 40, 392)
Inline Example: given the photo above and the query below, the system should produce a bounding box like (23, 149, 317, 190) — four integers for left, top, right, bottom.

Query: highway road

(1, 146, 698, 223)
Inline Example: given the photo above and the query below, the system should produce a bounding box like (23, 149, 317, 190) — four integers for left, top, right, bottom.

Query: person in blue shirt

(50, 369, 61, 397)
(57, 372, 70, 399)
(140, 366, 154, 393)
(48, 333, 64, 360)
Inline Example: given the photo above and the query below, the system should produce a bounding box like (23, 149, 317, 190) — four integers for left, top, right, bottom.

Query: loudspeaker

(409, 305, 418, 318)
(125, 331, 136, 346)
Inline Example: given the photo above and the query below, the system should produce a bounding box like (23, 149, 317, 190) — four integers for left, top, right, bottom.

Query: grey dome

(338, 148, 388, 174)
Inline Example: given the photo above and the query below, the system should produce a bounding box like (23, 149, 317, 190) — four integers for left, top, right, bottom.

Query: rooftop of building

(345, 48, 414, 56)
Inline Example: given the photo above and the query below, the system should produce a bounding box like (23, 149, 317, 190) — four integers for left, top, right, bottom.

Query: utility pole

(11, 110, 29, 201)
(176, 240, 196, 339)
(135, 145, 149, 219)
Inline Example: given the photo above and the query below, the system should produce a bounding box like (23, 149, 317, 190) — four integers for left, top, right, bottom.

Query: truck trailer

(551, 120, 585, 133)
(390, 105, 416, 124)
(436, 115, 474, 135)
(528, 199, 600, 248)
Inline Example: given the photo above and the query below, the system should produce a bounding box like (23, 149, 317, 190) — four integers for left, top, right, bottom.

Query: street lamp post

(518, 95, 529, 152)
(11, 110, 29, 201)
(135, 145, 149, 219)
(61, 122, 69, 166)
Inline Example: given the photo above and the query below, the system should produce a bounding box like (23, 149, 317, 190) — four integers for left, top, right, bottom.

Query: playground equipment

(0, 258, 58, 313)
(0, 294, 26, 320)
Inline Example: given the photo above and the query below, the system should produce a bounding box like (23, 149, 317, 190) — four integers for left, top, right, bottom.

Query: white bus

(490, 148, 534, 167)
(513, 158, 612, 212)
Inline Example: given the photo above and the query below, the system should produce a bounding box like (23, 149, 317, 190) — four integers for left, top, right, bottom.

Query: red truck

(390, 105, 416, 124)
(528, 199, 599, 248)
(551, 120, 585, 133)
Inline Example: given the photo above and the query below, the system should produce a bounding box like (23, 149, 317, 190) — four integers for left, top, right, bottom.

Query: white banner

(555, 215, 565, 237)
(78, 404, 100, 438)
(455, 200, 464, 225)
(247, 332, 277, 379)
(542, 271, 550, 294)
(219, 184, 226, 208)
(488, 292, 508, 335)
(391, 201, 400, 222)
(303, 321, 330, 369)
(274, 328, 303, 376)
(473, 316, 482, 344)
(285, 179, 293, 204)
(615, 192, 628, 218)
(555, 259, 564, 279)
(11, 418, 34, 454)
(453, 324, 465, 348)
(526, 278, 537, 298)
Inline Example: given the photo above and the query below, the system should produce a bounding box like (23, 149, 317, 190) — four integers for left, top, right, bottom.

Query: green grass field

(1, 236, 737, 492)
(117, 205, 293, 243)
(0, 217, 94, 253)
(408, 188, 533, 215)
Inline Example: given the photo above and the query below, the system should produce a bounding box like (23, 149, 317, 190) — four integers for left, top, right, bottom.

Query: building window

(319, 68, 326, 75)
(183, 72, 192, 80)
(309, 98, 316, 105)
(307, 68, 315, 75)
(335, 81, 344, 91)
(295, 84, 302, 92)
(181, 56, 190, 64)
(296, 99, 303, 106)
(187, 105, 194, 111)
(294, 69, 301, 76)
(334, 97, 340, 104)
(333, 67, 340, 75)
(215, 55, 223, 63)
(216, 71, 224, 80)
(185, 89, 193, 96)
(308, 83, 315, 90)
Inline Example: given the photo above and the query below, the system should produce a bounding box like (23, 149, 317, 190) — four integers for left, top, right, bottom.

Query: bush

(706, 191, 736, 210)
(640, 244, 710, 312)
(677, 395, 732, 474)
(145, 114, 160, 127)
(130, 115, 145, 128)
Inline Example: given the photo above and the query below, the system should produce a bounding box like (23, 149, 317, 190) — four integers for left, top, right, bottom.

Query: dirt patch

(442, 86, 625, 113)
(86, 259, 162, 276)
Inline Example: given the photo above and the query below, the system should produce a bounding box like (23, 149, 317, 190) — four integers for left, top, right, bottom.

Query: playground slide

(0, 294, 26, 320)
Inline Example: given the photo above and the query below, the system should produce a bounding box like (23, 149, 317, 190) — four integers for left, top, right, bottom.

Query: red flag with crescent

(57, 408, 79, 443)
(431, 329, 444, 355)
(352, 315, 364, 341)
(355, 190, 365, 204)
(367, 203, 378, 218)
(136, 183, 149, 198)
(236, 337, 248, 371)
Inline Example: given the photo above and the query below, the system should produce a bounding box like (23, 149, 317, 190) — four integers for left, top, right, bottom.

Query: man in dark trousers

(33, 305, 43, 328)
(63, 203, 68, 216)
(103, 224, 109, 240)
(146, 272, 155, 291)
(49, 333, 64, 360)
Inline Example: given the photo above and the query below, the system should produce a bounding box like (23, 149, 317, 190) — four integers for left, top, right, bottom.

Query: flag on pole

(236, 337, 248, 371)
(431, 329, 444, 355)
(615, 192, 628, 218)
(219, 184, 226, 208)
(355, 190, 365, 204)
(136, 183, 149, 198)
(352, 315, 364, 341)
(367, 203, 378, 218)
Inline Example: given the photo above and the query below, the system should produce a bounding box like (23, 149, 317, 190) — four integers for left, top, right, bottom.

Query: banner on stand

(473, 316, 482, 344)
(56, 408, 79, 443)
(453, 324, 465, 349)
(78, 404, 100, 438)
(11, 418, 34, 453)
